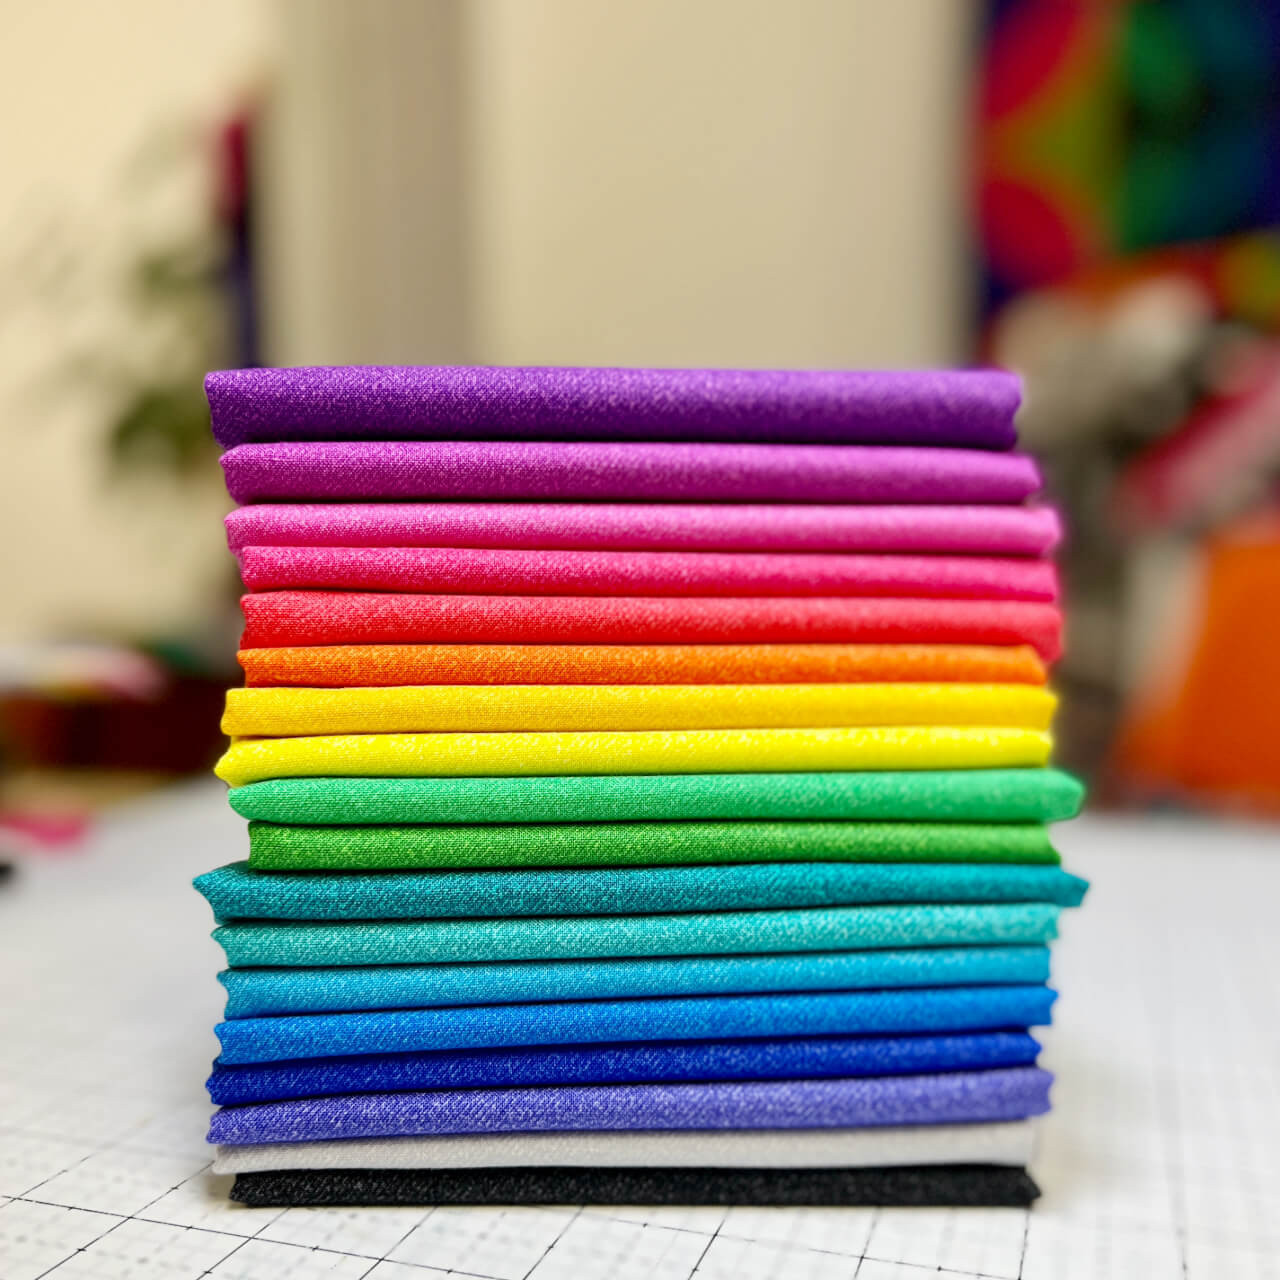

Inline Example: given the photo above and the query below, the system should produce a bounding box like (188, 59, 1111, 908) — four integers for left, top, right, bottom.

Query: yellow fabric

(214, 726, 1053, 787)
(221, 683, 1056, 738)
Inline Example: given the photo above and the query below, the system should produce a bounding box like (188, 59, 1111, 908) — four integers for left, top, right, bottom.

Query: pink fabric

(225, 504, 1062, 556)
(237, 546, 1059, 601)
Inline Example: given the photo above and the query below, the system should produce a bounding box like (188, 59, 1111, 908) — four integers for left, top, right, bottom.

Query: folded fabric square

(213, 902, 1066, 967)
(237, 546, 1060, 600)
(206, 1033, 1045, 1105)
(221, 441, 1043, 504)
(212, 986, 1058, 1062)
(195, 861, 1087, 922)
(243, 818, 1060, 871)
(225, 503, 1062, 556)
(206, 367, 1023, 448)
(226, 1164, 1043, 1208)
(207, 1067, 1053, 1143)
(218, 946, 1053, 1018)
(221, 682, 1055, 738)
(239, 592, 1064, 658)
(237, 643, 1050, 689)
(214, 726, 1053, 787)
(211, 1119, 1038, 1174)
(227, 769, 1084, 826)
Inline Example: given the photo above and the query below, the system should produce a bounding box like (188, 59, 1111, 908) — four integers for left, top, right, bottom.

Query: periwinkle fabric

(219, 946, 1052, 1018)
(222, 682, 1055, 738)
(229, 769, 1085, 826)
(238, 546, 1061, 601)
(212, 1119, 1037, 1173)
(225, 503, 1062, 556)
(239, 592, 1064, 660)
(206, 1032, 1044, 1105)
(212, 986, 1057, 1063)
(215, 726, 1053, 787)
(229, 1164, 1043, 1208)
(208, 1067, 1053, 1143)
(238, 642, 1049, 690)
(206, 366, 1022, 448)
(244, 818, 1059, 872)
(196, 860, 1086, 923)
(214, 903, 1065, 968)
(221, 441, 1042, 505)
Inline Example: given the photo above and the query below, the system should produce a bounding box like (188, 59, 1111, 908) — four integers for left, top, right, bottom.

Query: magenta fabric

(239, 592, 1063, 659)
(206, 367, 1021, 448)
(237, 546, 1060, 600)
(225, 504, 1061, 556)
(220, 441, 1041, 505)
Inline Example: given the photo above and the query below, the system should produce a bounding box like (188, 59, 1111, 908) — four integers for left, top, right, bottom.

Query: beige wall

(3, 0, 972, 642)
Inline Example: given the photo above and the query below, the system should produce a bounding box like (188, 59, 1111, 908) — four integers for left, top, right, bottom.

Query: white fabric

(212, 1120, 1037, 1174)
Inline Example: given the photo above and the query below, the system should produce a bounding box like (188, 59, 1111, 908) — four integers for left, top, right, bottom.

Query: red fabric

(240, 592, 1062, 661)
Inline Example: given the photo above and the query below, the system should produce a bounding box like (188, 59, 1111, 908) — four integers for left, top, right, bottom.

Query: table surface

(1, 782, 1277, 1280)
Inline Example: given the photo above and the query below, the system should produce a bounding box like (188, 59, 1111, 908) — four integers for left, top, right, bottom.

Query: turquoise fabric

(195, 861, 1088, 922)
(214, 902, 1064, 967)
(219, 945, 1053, 1017)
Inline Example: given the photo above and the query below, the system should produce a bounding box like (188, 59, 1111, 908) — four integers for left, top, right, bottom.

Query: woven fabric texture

(238, 546, 1060, 600)
(237, 643, 1048, 689)
(213, 903, 1065, 968)
(227, 1163, 1042, 1208)
(208, 1067, 1053, 1143)
(244, 818, 1059, 872)
(221, 440, 1042, 505)
(226, 502, 1062, 556)
(206, 366, 1022, 448)
(221, 682, 1055, 738)
(207, 1032, 1043, 1105)
(195, 861, 1087, 923)
(228, 768, 1084, 826)
(212, 986, 1057, 1063)
(239, 592, 1064, 659)
(219, 946, 1051, 1019)
(214, 726, 1053, 787)
(211, 1119, 1036, 1173)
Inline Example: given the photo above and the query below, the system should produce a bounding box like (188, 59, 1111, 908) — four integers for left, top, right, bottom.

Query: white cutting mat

(1, 782, 1277, 1279)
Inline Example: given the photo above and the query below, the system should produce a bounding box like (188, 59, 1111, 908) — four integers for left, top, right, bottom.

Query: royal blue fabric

(214, 984, 1056, 1064)
(196, 860, 1087, 922)
(208, 1066, 1054, 1144)
(219, 946, 1052, 1019)
(207, 1031, 1043, 1105)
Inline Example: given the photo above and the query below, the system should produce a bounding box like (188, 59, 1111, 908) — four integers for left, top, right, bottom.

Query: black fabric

(230, 1163, 1040, 1208)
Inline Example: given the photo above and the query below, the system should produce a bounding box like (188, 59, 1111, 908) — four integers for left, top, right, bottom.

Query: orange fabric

(238, 643, 1047, 689)
(1116, 515, 1280, 811)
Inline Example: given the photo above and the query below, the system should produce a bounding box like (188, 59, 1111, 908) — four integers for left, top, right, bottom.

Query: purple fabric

(206, 366, 1021, 449)
(225, 503, 1061, 556)
(220, 441, 1041, 505)
(207, 1066, 1052, 1144)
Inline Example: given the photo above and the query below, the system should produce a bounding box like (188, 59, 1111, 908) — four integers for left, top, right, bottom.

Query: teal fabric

(195, 861, 1087, 922)
(227, 769, 1085, 826)
(214, 902, 1064, 967)
(219, 945, 1053, 1017)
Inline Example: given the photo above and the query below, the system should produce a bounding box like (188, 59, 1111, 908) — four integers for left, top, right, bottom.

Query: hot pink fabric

(225, 504, 1062, 556)
(237, 546, 1059, 601)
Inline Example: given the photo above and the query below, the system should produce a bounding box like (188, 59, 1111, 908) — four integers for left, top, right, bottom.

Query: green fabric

(247, 819, 1058, 871)
(230, 768, 1083, 827)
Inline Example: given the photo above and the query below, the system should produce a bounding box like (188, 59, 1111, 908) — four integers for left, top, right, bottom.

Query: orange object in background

(1117, 512, 1280, 812)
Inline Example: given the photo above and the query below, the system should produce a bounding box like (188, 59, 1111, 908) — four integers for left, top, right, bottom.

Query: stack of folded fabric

(197, 366, 1086, 1210)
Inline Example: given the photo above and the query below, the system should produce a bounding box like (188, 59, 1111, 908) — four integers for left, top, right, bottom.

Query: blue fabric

(195, 860, 1088, 922)
(214, 984, 1057, 1064)
(214, 902, 1064, 968)
(207, 1031, 1044, 1105)
(208, 1066, 1054, 1144)
(219, 946, 1052, 1018)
